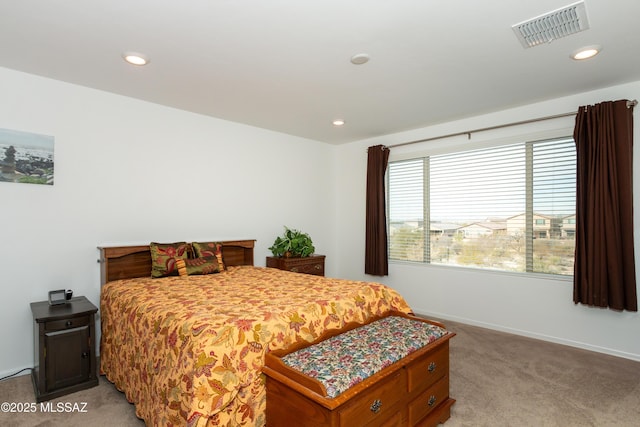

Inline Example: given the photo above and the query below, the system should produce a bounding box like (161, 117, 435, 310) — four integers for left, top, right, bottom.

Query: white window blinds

(387, 137, 576, 276)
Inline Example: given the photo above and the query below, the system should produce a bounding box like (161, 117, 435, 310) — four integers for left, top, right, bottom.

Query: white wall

(0, 67, 337, 378)
(3, 65, 638, 382)
(335, 80, 640, 361)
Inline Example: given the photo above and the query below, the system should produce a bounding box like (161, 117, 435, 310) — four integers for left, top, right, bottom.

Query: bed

(98, 240, 412, 427)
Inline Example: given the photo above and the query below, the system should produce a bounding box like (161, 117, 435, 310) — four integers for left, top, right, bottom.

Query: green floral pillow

(176, 256, 221, 276)
(192, 242, 225, 270)
(150, 242, 190, 278)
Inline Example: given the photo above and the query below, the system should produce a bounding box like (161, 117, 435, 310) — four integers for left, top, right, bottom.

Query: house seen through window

(387, 137, 576, 276)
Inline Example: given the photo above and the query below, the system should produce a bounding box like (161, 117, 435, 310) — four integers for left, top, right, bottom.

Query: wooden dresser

(263, 312, 455, 427)
(266, 254, 325, 276)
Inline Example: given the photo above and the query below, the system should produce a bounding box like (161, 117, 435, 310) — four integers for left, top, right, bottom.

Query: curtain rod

(387, 99, 638, 150)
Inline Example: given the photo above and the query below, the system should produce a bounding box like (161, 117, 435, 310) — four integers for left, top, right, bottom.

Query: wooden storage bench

(263, 311, 455, 427)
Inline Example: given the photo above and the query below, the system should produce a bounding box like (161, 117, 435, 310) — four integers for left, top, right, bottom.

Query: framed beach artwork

(0, 128, 54, 185)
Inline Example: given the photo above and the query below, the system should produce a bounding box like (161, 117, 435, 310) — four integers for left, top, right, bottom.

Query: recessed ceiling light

(350, 53, 370, 65)
(122, 52, 150, 66)
(332, 119, 345, 126)
(571, 45, 601, 60)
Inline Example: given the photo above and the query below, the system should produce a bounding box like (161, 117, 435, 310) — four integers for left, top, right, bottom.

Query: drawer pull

(290, 267, 298, 272)
(315, 264, 321, 270)
(427, 362, 437, 373)
(65, 321, 73, 327)
(428, 395, 437, 407)
(370, 399, 382, 414)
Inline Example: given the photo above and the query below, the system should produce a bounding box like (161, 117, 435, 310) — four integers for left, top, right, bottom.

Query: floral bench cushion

(281, 316, 447, 398)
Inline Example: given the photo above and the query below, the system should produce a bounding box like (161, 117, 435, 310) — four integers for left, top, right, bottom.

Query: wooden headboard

(98, 240, 256, 285)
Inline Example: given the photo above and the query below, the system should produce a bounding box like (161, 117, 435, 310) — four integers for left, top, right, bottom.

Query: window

(387, 137, 576, 276)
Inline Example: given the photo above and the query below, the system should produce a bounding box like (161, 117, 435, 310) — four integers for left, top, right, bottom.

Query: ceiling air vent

(512, 1, 590, 48)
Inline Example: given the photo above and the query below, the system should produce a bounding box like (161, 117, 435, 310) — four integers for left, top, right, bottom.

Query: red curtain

(573, 100, 637, 311)
(365, 145, 390, 276)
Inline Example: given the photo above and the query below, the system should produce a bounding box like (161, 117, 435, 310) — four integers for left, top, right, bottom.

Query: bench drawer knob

(428, 395, 437, 407)
(370, 399, 382, 413)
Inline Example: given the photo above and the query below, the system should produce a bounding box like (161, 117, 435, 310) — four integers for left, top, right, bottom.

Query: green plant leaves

(269, 226, 315, 257)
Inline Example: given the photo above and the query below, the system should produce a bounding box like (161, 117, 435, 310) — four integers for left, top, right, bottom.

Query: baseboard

(0, 367, 32, 381)
(415, 310, 640, 362)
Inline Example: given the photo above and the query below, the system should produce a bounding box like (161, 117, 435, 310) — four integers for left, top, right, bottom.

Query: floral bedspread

(100, 265, 411, 427)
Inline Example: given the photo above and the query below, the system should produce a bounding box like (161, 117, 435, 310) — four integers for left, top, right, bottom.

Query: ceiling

(1, 1, 639, 144)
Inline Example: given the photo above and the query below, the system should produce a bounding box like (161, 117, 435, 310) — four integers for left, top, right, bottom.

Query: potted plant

(269, 226, 315, 257)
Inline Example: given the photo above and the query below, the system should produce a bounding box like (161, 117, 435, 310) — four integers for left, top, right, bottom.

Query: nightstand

(30, 296, 99, 402)
(266, 255, 325, 276)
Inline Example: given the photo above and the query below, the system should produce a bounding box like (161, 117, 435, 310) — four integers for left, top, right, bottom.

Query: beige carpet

(444, 320, 640, 427)
(1, 320, 639, 426)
